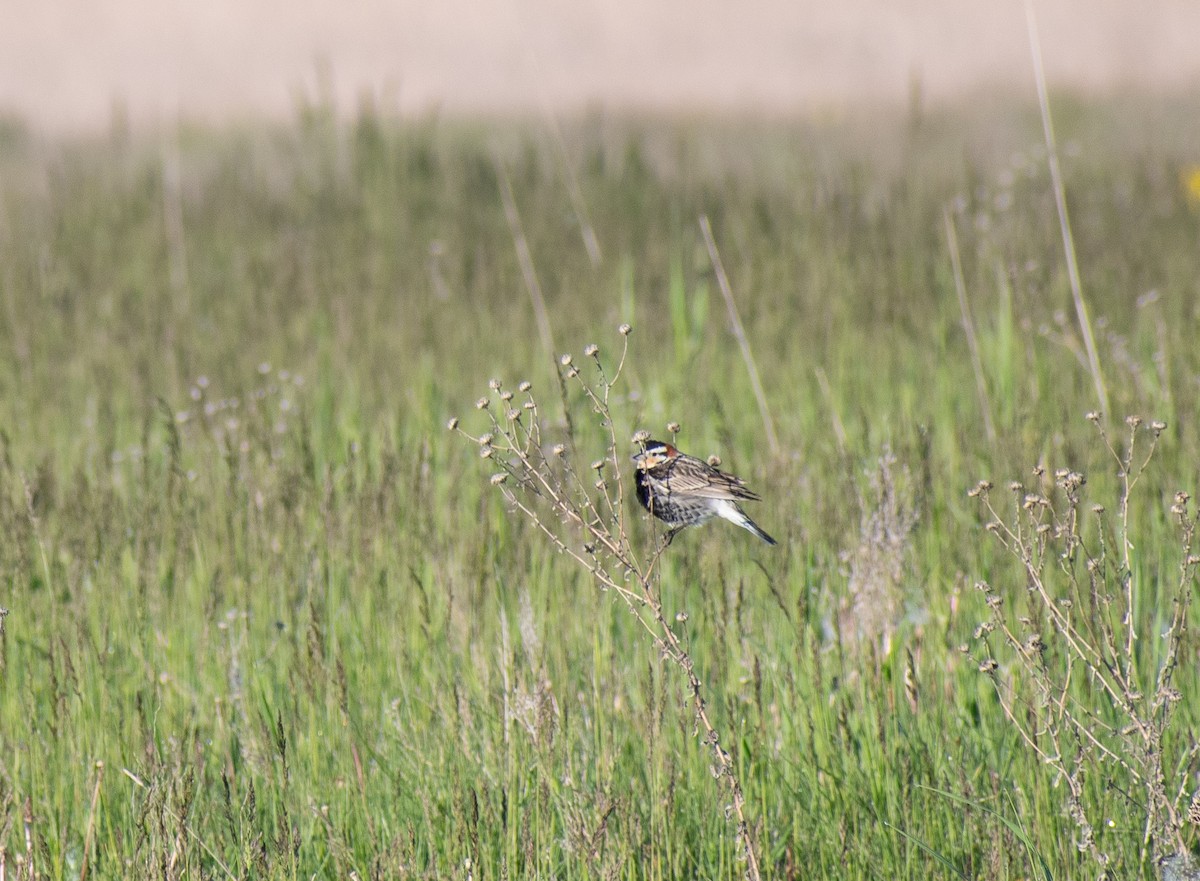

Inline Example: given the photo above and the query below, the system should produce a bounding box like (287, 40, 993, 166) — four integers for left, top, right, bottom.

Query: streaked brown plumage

(632, 440, 777, 545)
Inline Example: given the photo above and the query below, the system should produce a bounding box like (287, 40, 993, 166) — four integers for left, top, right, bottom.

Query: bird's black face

(632, 440, 676, 470)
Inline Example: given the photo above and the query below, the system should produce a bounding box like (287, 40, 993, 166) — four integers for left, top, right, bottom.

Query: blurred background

(3, 0, 1199, 132)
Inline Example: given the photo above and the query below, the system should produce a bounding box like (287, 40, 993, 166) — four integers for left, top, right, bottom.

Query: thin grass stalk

(943, 207, 996, 445)
(699, 214, 779, 458)
(1024, 1, 1108, 414)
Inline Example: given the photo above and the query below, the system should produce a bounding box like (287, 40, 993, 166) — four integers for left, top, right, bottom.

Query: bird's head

(632, 440, 677, 470)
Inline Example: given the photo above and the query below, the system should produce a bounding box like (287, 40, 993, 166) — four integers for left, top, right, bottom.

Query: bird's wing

(658, 457, 762, 501)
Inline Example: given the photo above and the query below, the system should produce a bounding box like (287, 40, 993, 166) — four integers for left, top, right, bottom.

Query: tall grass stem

(1025, 1, 1109, 414)
(699, 214, 779, 457)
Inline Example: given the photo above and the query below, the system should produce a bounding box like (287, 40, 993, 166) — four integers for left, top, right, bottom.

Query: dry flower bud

(518, 380, 532, 392)
(488, 378, 502, 391)
(632, 430, 651, 444)
(1125, 415, 1143, 428)
(1009, 482, 1023, 492)
(590, 459, 605, 471)
(523, 401, 535, 410)
(1151, 420, 1166, 433)
(707, 455, 722, 467)
(479, 433, 494, 446)
(500, 390, 514, 402)
(506, 409, 520, 421)
(584, 343, 599, 357)
(475, 397, 489, 410)
(1085, 411, 1100, 422)
(490, 473, 508, 486)
(560, 354, 573, 367)
(552, 444, 566, 457)
(666, 421, 681, 434)
(594, 479, 605, 490)
(978, 659, 998, 674)
(446, 417, 460, 431)
(675, 611, 689, 622)
(1092, 504, 1104, 514)
(480, 448, 493, 458)
(618, 323, 632, 336)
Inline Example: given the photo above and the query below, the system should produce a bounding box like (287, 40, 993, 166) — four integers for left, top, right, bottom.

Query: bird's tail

(718, 500, 778, 546)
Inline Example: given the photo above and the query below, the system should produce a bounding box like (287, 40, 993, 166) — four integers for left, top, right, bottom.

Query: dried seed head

(675, 611, 689, 622)
(475, 397, 489, 410)
(479, 433, 494, 446)
(506, 409, 520, 422)
(552, 444, 566, 457)
(500, 390, 514, 402)
(1125, 415, 1143, 429)
(1092, 504, 1104, 514)
(590, 459, 605, 471)
(1151, 420, 1167, 434)
(978, 658, 998, 674)
(523, 401, 535, 410)
(446, 417, 460, 431)
(489, 378, 502, 391)
(666, 421, 681, 434)
(1085, 410, 1100, 423)
(566, 366, 579, 378)
(618, 323, 632, 336)
(518, 380, 532, 392)
(1009, 481, 1023, 493)
(480, 448, 493, 458)
(593, 479, 605, 490)
(560, 354, 573, 367)
(707, 455, 722, 467)
(1032, 465, 1046, 477)
(632, 430, 651, 444)
(968, 479, 993, 498)
(583, 343, 599, 357)
(490, 473, 508, 486)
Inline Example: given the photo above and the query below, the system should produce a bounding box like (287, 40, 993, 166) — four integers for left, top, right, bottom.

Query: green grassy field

(2, 93, 1200, 879)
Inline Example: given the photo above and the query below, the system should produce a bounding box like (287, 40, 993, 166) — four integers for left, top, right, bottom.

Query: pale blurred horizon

(3, 0, 1199, 133)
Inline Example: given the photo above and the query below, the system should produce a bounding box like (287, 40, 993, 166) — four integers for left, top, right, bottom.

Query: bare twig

(453, 327, 763, 880)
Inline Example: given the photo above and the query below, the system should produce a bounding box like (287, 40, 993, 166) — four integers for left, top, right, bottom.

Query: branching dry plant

(967, 414, 1200, 878)
(449, 324, 763, 880)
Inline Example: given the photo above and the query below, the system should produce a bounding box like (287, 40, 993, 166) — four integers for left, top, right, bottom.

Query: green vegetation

(1, 93, 1199, 879)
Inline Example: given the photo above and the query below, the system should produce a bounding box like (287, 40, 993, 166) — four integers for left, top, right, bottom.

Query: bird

(631, 440, 777, 545)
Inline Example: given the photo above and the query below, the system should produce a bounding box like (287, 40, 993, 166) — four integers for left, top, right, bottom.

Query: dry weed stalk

(968, 415, 1199, 877)
(450, 324, 763, 881)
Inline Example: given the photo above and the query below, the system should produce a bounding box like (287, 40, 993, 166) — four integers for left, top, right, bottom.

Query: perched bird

(632, 440, 777, 545)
